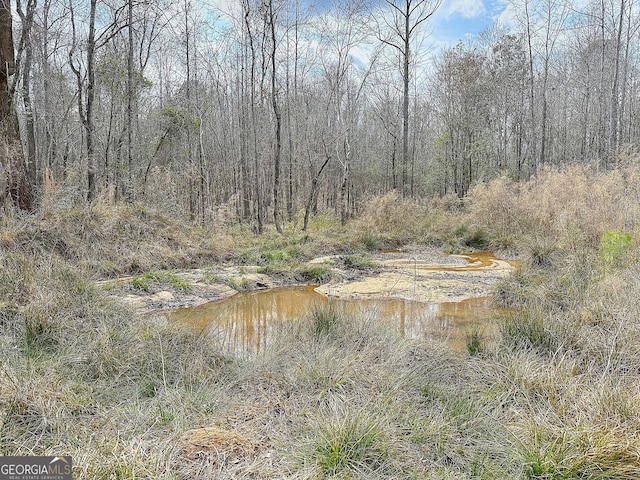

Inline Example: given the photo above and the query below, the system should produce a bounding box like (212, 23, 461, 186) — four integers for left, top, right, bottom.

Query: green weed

(155, 406, 175, 426)
(600, 229, 633, 271)
(295, 264, 332, 283)
(226, 275, 249, 290)
(131, 270, 190, 291)
(131, 275, 151, 291)
(261, 250, 287, 264)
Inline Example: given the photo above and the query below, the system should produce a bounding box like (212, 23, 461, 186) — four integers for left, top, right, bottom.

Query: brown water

(169, 282, 505, 354)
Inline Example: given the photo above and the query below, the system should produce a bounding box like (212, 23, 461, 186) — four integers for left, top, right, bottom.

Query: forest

(2, 0, 640, 479)
(1, 0, 638, 224)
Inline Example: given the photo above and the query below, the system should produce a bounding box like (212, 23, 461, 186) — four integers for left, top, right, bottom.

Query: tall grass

(468, 162, 640, 250)
(2, 161, 640, 477)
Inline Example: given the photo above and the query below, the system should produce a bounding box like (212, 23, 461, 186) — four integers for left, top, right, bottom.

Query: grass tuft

(600, 229, 633, 271)
(308, 304, 343, 339)
(499, 310, 558, 354)
(465, 328, 485, 356)
(310, 410, 388, 477)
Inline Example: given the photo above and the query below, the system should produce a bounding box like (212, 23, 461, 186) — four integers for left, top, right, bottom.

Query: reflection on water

(169, 285, 504, 354)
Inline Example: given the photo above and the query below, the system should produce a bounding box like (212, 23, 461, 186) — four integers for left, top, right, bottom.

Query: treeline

(1, 0, 638, 229)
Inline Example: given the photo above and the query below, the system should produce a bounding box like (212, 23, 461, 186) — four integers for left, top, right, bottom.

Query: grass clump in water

(465, 328, 485, 356)
(309, 304, 343, 339)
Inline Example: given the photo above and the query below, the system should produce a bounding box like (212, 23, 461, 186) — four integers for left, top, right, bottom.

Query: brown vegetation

(0, 162, 639, 478)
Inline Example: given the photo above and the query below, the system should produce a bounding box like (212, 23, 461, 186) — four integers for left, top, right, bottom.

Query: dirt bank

(101, 250, 516, 313)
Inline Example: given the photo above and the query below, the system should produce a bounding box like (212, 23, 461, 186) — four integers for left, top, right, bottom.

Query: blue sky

(433, 0, 508, 45)
(306, 0, 513, 48)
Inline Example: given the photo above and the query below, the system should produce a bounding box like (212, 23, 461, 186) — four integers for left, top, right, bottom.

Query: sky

(305, 0, 516, 48)
(432, 0, 514, 46)
(205, 0, 516, 49)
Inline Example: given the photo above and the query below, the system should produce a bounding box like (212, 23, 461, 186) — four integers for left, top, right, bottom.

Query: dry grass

(2, 161, 640, 478)
(468, 162, 640, 251)
(0, 202, 235, 278)
(352, 191, 474, 250)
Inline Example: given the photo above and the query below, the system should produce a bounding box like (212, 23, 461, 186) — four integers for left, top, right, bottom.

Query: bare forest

(3, 0, 640, 478)
(1, 0, 638, 223)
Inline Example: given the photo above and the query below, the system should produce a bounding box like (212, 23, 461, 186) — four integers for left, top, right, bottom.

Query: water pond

(169, 252, 514, 353)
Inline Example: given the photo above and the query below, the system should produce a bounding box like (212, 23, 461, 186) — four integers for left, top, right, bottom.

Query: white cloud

(446, 0, 486, 19)
(495, 1, 518, 29)
(350, 44, 374, 68)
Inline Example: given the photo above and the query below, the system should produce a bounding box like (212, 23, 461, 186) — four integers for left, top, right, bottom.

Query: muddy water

(170, 252, 511, 353)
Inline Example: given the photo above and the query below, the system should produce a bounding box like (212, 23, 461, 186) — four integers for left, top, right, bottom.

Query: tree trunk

(86, 0, 97, 202)
(126, 0, 134, 201)
(402, 2, 410, 198)
(524, 0, 537, 174)
(0, 0, 32, 210)
(69, 0, 98, 202)
(340, 137, 351, 226)
(243, 0, 263, 233)
(268, 0, 283, 233)
(609, 0, 626, 158)
(303, 154, 330, 232)
(17, 0, 37, 191)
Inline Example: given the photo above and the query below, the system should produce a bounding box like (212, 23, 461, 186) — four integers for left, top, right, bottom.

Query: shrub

(355, 192, 429, 243)
(468, 164, 640, 250)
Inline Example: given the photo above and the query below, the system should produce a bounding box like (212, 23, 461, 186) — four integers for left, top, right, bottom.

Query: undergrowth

(1, 161, 640, 477)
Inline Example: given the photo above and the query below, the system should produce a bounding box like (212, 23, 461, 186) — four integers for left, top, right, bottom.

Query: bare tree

(378, 0, 440, 198)
(609, 0, 627, 157)
(126, 0, 134, 201)
(69, 0, 98, 202)
(266, 0, 283, 233)
(69, 0, 127, 202)
(16, 0, 37, 190)
(241, 0, 264, 233)
(1, 0, 32, 210)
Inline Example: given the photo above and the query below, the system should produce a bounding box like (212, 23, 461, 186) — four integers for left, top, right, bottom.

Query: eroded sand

(315, 251, 516, 303)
